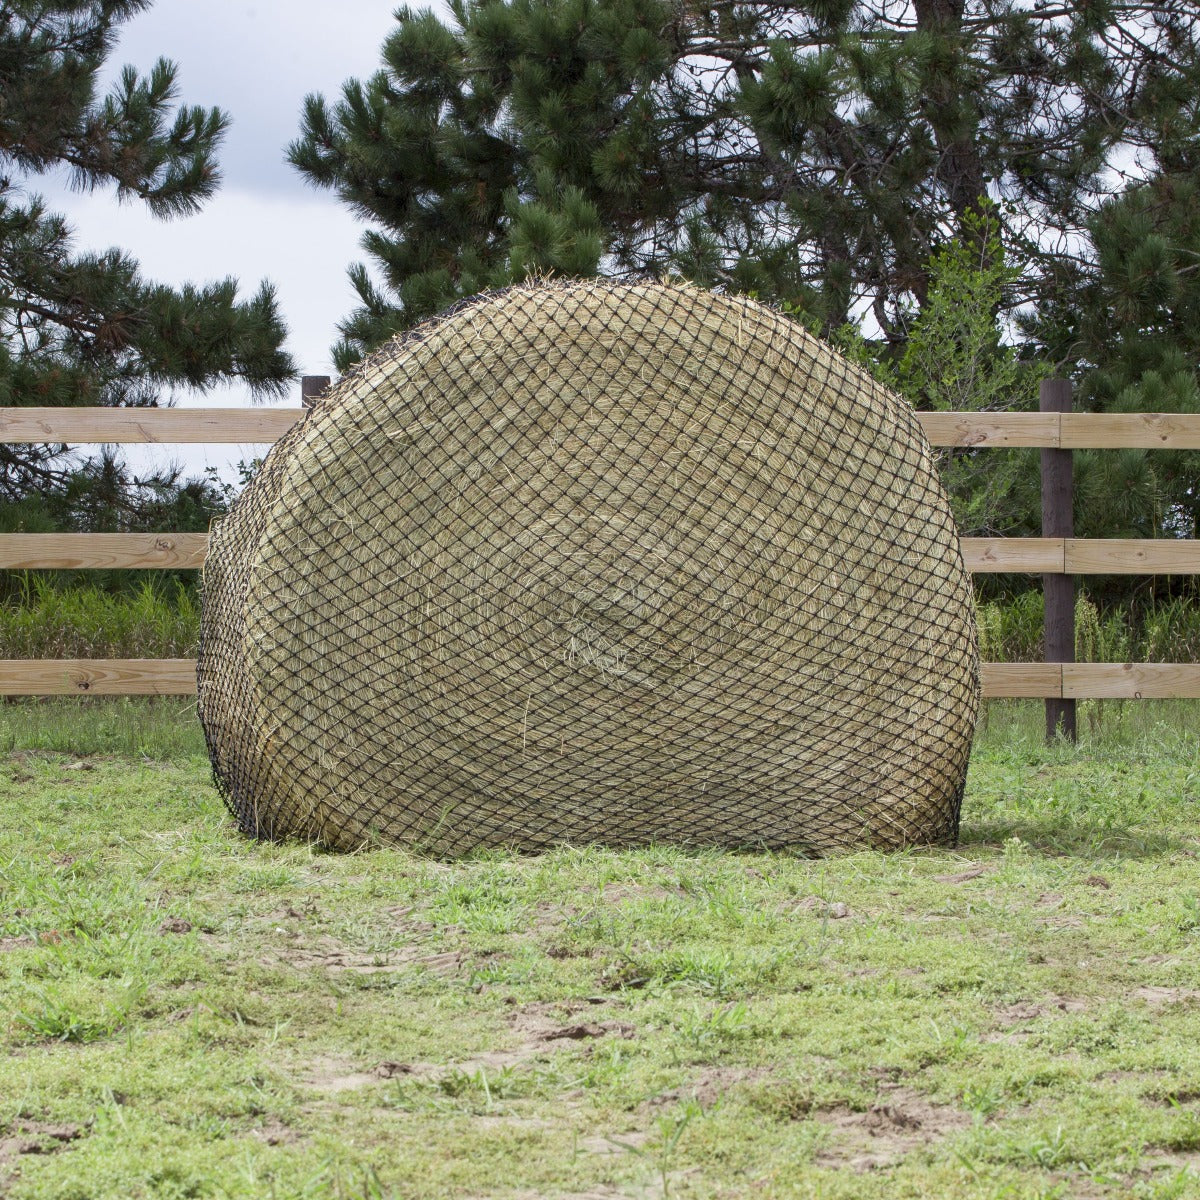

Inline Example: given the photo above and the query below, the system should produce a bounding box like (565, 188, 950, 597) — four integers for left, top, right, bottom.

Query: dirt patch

(261, 934, 466, 978)
(0, 1121, 83, 1163)
(434, 1012, 635, 1076)
(1044, 1173, 1119, 1200)
(646, 1066, 772, 1111)
(0, 935, 34, 953)
(579, 1129, 652, 1156)
(599, 881, 680, 903)
(1145, 1086, 1200, 1106)
(1130, 986, 1200, 1008)
(382, 905, 442, 937)
(981, 997, 1090, 1045)
(303, 1057, 381, 1094)
(470, 1191, 629, 1199)
(249, 1116, 301, 1146)
(510, 997, 611, 1018)
(994, 997, 1089, 1023)
(813, 1087, 971, 1171)
(1039, 915, 1085, 930)
(789, 896, 852, 919)
(1139, 1148, 1200, 1173)
(313, 1011, 637, 1093)
(509, 1006, 635, 1047)
(933, 865, 995, 884)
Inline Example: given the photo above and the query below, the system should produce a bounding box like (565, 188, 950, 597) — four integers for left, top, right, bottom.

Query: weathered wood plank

(0, 533, 209, 569)
(0, 659, 197, 696)
(981, 663, 1062, 698)
(1065, 539, 1200, 575)
(1061, 663, 1200, 699)
(1, 406, 1197, 451)
(1060, 412, 1200, 450)
(961, 538, 1064, 573)
(2, 406, 1198, 451)
(2, 657, 1196, 698)
(918, 412, 1061, 447)
(0, 407, 303, 443)
(3, 533, 1197, 575)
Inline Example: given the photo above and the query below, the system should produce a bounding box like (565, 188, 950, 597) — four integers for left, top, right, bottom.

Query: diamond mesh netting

(197, 280, 979, 855)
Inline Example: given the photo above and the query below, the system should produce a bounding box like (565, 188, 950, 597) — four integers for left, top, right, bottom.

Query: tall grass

(1141, 594, 1200, 660)
(978, 588, 1200, 663)
(1, 578, 1198, 663)
(0, 576, 198, 658)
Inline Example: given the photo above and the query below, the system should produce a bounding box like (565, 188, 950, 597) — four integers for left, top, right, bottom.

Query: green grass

(0, 578, 199, 659)
(0, 698, 205, 760)
(0, 701, 1198, 1198)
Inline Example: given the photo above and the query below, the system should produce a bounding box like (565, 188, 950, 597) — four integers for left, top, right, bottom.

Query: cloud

(17, 1, 460, 485)
(47, 185, 369, 380)
(107, 1, 409, 195)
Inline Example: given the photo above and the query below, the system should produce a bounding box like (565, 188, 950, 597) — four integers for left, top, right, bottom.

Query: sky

(35, 0, 424, 483)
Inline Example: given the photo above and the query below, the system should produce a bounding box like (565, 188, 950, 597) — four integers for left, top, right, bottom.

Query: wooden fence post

(1041, 378, 1076, 742)
(301, 375, 331, 408)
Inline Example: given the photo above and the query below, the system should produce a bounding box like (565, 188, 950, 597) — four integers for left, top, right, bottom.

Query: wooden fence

(3, 389, 1199, 731)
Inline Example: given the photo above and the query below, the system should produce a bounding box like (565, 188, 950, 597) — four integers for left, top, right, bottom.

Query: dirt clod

(374, 1061, 418, 1079)
(813, 1089, 970, 1171)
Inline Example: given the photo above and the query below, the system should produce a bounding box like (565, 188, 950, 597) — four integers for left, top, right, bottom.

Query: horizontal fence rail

(0, 659, 199, 696)
(3, 532, 1199, 575)
(0, 407, 303, 444)
(2, 404, 1198, 704)
(3, 407, 1200, 449)
(0, 533, 209, 570)
(5, 659, 1199, 700)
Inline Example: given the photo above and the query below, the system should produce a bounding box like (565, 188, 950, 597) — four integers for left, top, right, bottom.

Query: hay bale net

(198, 280, 979, 855)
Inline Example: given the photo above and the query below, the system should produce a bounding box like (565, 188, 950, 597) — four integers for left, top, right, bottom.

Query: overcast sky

(36, 0, 424, 482)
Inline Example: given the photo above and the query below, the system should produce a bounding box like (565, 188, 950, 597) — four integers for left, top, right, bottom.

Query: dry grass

(200, 281, 977, 857)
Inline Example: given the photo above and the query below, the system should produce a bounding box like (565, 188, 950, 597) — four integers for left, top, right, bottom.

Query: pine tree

(890, 206, 1044, 539)
(1, 0, 295, 504)
(290, 0, 1199, 370)
(1061, 172, 1200, 544)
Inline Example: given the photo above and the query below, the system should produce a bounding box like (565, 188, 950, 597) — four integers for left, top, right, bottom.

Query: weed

(15, 979, 145, 1043)
(669, 1001, 751, 1063)
(609, 1100, 701, 1199)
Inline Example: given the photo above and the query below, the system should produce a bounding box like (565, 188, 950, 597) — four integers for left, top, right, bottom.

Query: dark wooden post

(1041, 378, 1076, 742)
(301, 375, 331, 408)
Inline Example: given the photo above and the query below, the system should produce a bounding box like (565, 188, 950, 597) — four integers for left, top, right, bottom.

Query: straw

(198, 280, 979, 854)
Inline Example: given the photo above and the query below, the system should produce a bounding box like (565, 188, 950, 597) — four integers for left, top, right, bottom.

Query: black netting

(197, 281, 979, 855)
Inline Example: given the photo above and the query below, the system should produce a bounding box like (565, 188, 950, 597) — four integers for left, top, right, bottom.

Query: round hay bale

(198, 280, 978, 855)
